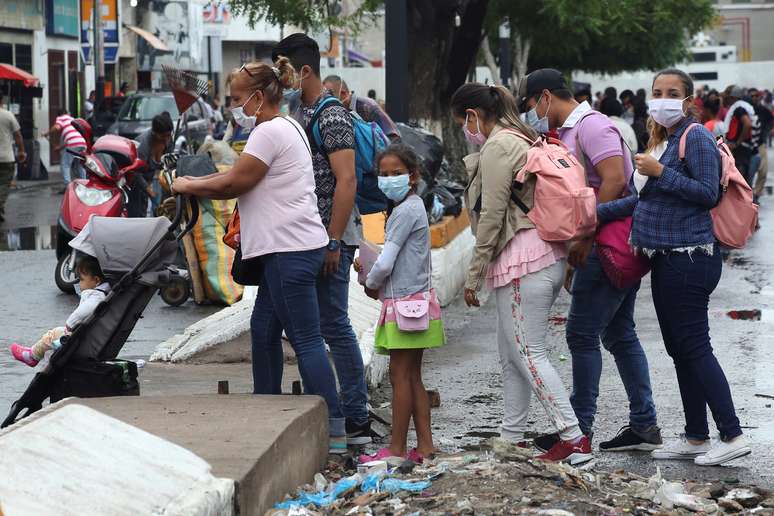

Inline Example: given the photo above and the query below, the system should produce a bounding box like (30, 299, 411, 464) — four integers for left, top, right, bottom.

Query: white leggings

(495, 259, 582, 442)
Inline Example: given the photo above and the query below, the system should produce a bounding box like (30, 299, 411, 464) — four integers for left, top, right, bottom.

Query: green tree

(483, 0, 716, 87)
(227, 0, 490, 179)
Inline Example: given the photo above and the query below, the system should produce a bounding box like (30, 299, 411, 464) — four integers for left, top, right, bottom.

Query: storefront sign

(203, 2, 230, 37)
(47, 0, 79, 37)
(0, 2, 44, 31)
(80, 0, 119, 63)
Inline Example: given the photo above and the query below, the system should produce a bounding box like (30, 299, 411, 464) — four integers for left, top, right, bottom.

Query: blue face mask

(526, 94, 551, 134)
(378, 174, 411, 203)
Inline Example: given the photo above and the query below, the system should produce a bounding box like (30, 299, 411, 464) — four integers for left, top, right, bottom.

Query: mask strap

(466, 111, 482, 136)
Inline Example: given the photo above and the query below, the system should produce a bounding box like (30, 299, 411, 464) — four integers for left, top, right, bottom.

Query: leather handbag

(230, 246, 263, 286)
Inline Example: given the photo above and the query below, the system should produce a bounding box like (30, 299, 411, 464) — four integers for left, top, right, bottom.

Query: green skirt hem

(374, 320, 445, 356)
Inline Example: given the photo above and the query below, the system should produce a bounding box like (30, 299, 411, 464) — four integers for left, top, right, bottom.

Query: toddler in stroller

(10, 256, 111, 367)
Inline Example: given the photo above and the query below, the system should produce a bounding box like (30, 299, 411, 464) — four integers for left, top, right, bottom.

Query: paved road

(0, 181, 220, 416)
(423, 195, 774, 487)
(3, 177, 774, 488)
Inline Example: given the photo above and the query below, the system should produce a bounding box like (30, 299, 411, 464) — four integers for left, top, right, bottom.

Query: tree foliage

(485, 0, 716, 79)
(228, 0, 383, 32)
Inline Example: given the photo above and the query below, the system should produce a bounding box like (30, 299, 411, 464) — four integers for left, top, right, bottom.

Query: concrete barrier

(0, 404, 235, 516)
(150, 230, 474, 388)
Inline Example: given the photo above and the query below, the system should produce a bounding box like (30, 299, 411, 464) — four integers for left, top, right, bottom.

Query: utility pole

(498, 22, 512, 89)
(384, 0, 408, 123)
(94, 0, 105, 114)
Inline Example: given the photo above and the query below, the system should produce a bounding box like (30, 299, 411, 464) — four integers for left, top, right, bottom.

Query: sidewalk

(12, 168, 63, 192)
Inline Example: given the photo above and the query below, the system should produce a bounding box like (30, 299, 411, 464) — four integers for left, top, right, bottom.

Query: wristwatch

(327, 238, 341, 252)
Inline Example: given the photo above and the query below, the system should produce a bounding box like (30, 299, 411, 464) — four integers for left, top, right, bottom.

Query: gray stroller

(2, 195, 198, 428)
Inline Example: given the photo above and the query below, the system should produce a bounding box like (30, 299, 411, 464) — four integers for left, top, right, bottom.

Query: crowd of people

(5, 28, 760, 470)
(580, 82, 774, 203)
(168, 31, 757, 470)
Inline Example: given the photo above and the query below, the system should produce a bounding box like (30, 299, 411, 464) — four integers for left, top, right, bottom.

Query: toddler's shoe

(10, 344, 39, 367)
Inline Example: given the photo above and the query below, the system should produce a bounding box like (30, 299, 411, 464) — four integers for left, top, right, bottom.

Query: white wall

(319, 66, 386, 100)
(573, 60, 774, 97)
(221, 15, 281, 42)
(33, 31, 81, 169)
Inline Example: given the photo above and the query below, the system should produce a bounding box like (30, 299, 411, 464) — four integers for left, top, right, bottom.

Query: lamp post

(94, 0, 105, 112)
(498, 22, 511, 88)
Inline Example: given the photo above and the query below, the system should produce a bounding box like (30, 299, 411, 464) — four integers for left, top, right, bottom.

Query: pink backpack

(503, 130, 597, 242)
(679, 123, 758, 249)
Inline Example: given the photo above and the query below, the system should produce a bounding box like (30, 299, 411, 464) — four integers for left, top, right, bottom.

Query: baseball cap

(517, 69, 568, 107)
(728, 85, 746, 99)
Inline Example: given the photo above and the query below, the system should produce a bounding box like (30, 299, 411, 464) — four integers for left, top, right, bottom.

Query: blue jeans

(651, 247, 742, 441)
(60, 146, 85, 185)
(250, 247, 345, 436)
(317, 246, 369, 425)
(566, 249, 658, 435)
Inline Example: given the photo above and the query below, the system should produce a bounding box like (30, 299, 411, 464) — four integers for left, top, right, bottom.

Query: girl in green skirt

(355, 144, 445, 463)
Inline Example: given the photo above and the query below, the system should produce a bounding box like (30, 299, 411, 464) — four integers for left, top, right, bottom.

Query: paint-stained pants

(495, 260, 582, 442)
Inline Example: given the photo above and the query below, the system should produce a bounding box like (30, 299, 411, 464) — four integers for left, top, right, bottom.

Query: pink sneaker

(10, 343, 39, 367)
(358, 447, 403, 464)
(406, 448, 425, 464)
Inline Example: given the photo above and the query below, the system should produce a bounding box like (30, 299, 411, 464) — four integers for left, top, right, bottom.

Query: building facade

(1, 0, 83, 170)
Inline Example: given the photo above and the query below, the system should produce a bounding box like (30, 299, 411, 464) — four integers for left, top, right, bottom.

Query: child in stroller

(10, 256, 111, 367)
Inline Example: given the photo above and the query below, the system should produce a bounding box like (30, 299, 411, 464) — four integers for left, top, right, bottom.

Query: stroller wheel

(160, 276, 190, 307)
(55, 254, 77, 295)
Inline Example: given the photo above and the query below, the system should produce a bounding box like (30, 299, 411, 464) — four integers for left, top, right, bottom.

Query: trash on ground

(268, 437, 774, 514)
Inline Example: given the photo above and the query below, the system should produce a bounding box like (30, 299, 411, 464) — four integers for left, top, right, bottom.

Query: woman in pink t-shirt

(172, 59, 347, 454)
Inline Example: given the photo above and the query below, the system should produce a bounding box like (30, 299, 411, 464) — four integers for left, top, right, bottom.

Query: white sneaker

(651, 435, 711, 460)
(695, 436, 751, 466)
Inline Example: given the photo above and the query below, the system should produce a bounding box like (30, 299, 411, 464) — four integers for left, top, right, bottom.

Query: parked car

(89, 96, 127, 138)
(107, 92, 212, 153)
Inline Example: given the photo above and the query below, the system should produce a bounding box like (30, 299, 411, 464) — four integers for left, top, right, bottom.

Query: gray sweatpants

(495, 259, 582, 442)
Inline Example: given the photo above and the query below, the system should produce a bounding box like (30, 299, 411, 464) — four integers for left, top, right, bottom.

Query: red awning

(0, 63, 39, 87)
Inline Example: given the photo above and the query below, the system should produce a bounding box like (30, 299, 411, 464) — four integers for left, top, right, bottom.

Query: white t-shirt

(0, 107, 21, 163)
(239, 116, 329, 259)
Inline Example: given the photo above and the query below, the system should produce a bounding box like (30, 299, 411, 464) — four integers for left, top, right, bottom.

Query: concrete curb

(150, 230, 474, 388)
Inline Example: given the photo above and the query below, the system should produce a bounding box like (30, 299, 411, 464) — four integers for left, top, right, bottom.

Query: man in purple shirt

(323, 75, 400, 141)
(518, 69, 661, 454)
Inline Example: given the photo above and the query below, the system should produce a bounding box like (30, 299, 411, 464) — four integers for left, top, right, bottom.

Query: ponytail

(451, 83, 537, 140)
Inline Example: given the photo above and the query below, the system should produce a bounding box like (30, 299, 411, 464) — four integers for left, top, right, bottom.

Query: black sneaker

(532, 433, 560, 453)
(599, 425, 663, 452)
(346, 419, 373, 445)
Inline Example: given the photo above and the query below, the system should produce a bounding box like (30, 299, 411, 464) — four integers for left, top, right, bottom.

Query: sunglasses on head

(239, 63, 259, 77)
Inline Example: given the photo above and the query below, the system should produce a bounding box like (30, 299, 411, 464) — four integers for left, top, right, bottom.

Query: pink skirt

(487, 229, 567, 290)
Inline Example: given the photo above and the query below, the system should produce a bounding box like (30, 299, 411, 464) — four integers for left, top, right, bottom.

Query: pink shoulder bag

(390, 250, 431, 332)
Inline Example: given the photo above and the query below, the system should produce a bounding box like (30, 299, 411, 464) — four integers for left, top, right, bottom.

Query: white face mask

(230, 91, 262, 129)
(648, 98, 688, 128)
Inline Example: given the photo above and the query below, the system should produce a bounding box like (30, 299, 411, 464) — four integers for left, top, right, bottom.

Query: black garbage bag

(421, 183, 463, 224)
(396, 123, 444, 184)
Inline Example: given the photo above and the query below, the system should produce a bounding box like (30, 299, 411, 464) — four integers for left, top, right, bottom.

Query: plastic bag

(396, 123, 444, 184)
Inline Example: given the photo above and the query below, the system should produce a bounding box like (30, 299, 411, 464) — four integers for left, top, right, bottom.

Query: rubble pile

(267, 439, 774, 515)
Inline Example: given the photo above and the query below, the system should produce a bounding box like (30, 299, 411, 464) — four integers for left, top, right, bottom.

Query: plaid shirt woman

(598, 68, 751, 467)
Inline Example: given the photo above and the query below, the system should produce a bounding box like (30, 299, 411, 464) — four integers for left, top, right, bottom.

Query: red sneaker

(536, 436, 593, 466)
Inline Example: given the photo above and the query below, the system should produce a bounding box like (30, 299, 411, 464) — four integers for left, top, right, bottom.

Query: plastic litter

(314, 472, 328, 492)
(275, 474, 361, 509)
(273, 447, 768, 514)
(379, 478, 431, 493)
